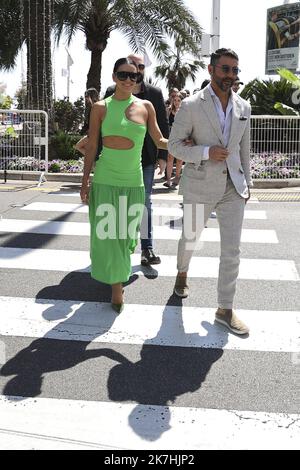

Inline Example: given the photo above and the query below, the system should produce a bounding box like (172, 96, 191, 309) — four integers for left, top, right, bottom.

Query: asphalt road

(0, 180, 299, 449)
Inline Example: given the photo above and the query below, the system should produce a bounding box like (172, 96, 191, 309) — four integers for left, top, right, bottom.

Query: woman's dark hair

(113, 57, 138, 74)
(84, 87, 99, 103)
(210, 48, 239, 66)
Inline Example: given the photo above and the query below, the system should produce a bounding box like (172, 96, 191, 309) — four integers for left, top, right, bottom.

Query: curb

(1, 170, 300, 188)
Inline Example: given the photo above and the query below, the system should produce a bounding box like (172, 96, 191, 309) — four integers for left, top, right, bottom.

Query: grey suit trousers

(177, 177, 245, 309)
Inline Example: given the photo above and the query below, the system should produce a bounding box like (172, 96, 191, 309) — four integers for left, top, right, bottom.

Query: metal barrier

(0, 109, 48, 184)
(250, 116, 300, 179)
(0, 112, 299, 181)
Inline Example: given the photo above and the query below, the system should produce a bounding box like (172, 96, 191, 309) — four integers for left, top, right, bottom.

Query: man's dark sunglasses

(215, 64, 241, 75)
(115, 71, 138, 82)
(138, 64, 145, 71)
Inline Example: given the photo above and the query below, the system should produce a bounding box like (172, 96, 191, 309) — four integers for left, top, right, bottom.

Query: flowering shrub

(7, 156, 84, 173)
(6, 153, 300, 178)
(250, 152, 300, 179)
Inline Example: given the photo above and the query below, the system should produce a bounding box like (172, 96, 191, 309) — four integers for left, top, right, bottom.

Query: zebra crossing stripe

(0, 248, 298, 281)
(0, 395, 298, 450)
(0, 297, 298, 352)
(20, 202, 267, 219)
(0, 219, 278, 243)
(51, 192, 259, 203)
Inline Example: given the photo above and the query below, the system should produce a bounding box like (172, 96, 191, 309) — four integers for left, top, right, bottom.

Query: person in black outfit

(104, 54, 169, 266)
(81, 88, 99, 135)
(76, 88, 100, 156)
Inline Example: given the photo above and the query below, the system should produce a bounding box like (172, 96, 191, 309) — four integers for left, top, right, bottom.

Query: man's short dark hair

(84, 87, 99, 102)
(210, 48, 239, 66)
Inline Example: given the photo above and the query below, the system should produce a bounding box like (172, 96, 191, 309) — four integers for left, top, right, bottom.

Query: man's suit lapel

(199, 88, 225, 146)
(228, 93, 243, 148)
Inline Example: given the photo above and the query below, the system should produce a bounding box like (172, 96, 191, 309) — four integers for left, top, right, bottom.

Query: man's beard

(136, 72, 144, 84)
(215, 77, 234, 92)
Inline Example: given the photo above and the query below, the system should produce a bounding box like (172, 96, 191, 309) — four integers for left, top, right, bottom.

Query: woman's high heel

(111, 302, 124, 314)
(111, 288, 124, 313)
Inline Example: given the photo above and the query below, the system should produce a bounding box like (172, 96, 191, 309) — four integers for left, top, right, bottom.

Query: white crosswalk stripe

(20, 202, 267, 219)
(0, 297, 298, 352)
(52, 192, 260, 203)
(0, 396, 298, 450)
(0, 218, 279, 243)
(0, 193, 299, 450)
(0, 248, 298, 280)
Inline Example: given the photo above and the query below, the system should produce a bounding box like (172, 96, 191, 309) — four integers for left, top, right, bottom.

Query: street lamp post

(211, 0, 221, 52)
(201, 0, 221, 57)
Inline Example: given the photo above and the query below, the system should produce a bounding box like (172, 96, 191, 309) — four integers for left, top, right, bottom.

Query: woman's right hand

(80, 182, 90, 204)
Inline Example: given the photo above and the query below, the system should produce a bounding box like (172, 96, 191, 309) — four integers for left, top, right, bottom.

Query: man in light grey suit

(168, 48, 252, 335)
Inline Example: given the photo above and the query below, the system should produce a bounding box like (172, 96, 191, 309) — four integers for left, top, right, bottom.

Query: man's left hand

(157, 158, 167, 175)
(245, 187, 251, 204)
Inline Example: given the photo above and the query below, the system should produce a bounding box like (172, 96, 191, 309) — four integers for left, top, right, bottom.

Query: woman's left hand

(80, 182, 90, 204)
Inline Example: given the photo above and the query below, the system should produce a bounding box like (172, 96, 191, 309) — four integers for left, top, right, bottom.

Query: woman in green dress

(80, 58, 168, 313)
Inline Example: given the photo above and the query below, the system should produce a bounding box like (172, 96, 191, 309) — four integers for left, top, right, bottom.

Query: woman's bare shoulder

(139, 99, 154, 111)
(92, 100, 106, 117)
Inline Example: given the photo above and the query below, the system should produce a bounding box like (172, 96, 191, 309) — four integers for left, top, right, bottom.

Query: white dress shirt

(203, 84, 233, 160)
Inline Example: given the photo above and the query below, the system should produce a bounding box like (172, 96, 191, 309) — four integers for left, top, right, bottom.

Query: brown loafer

(173, 274, 189, 298)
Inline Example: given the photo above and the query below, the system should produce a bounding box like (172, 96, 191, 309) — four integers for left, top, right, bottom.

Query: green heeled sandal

(111, 289, 124, 314)
(111, 302, 124, 314)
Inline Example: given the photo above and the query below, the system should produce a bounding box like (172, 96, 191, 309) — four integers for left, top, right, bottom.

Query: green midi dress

(89, 95, 146, 284)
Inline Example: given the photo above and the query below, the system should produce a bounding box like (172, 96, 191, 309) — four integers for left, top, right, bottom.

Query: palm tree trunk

(86, 49, 103, 92)
(25, 0, 53, 113)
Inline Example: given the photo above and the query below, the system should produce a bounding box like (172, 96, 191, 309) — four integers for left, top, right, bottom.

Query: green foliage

(277, 68, 300, 87)
(240, 77, 300, 115)
(53, 97, 84, 133)
(274, 102, 299, 116)
(53, 0, 203, 91)
(275, 68, 300, 116)
(0, 93, 13, 109)
(154, 35, 204, 91)
(48, 162, 61, 173)
(49, 130, 81, 161)
(0, 0, 23, 70)
(5, 126, 17, 137)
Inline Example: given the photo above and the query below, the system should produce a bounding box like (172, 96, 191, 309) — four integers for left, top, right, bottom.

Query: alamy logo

(291, 81, 300, 106)
(93, 198, 206, 246)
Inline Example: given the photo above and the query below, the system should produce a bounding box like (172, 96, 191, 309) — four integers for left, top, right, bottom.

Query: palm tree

(240, 76, 300, 155)
(24, 0, 53, 112)
(0, 0, 53, 113)
(53, 0, 202, 92)
(0, 0, 22, 69)
(274, 68, 300, 115)
(240, 77, 300, 115)
(154, 36, 204, 91)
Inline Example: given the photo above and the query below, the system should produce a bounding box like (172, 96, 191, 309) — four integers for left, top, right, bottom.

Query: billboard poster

(266, 2, 300, 74)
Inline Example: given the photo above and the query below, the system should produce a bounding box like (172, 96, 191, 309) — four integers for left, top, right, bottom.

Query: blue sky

(0, 0, 294, 101)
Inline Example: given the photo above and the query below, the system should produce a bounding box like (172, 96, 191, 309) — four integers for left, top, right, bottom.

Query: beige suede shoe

(215, 308, 249, 335)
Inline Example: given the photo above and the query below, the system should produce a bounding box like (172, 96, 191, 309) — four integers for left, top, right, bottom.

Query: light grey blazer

(168, 87, 252, 203)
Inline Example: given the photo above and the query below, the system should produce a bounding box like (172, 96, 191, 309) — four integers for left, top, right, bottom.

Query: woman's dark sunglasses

(115, 71, 138, 82)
